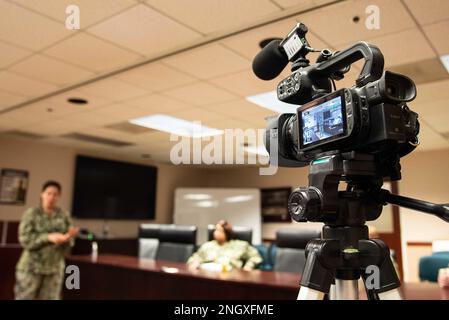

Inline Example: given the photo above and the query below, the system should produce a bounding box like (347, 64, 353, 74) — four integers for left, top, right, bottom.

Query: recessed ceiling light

(129, 114, 223, 138)
(67, 97, 88, 105)
(440, 54, 449, 73)
(246, 91, 298, 114)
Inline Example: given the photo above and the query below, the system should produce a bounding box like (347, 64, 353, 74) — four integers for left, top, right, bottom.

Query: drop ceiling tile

(44, 32, 143, 73)
(125, 93, 192, 113)
(77, 126, 136, 141)
(209, 69, 281, 97)
(403, 0, 449, 25)
(9, 54, 94, 86)
(129, 131, 173, 144)
(0, 41, 32, 68)
(0, 90, 28, 110)
(221, 18, 326, 60)
(55, 110, 118, 126)
(25, 122, 80, 136)
(115, 62, 196, 92)
(0, 1, 72, 50)
(9, 100, 81, 121)
(420, 113, 449, 135)
(339, 28, 436, 67)
(163, 43, 250, 80)
(295, 0, 416, 47)
(78, 78, 149, 101)
(161, 82, 238, 106)
(272, 0, 331, 10)
(87, 4, 201, 56)
(414, 79, 449, 105)
(202, 99, 273, 118)
(92, 103, 151, 120)
(206, 116, 262, 130)
(0, 71, 58, 97)
(145, 0, 280, 34)
(11, 0, 137, 28)
(167, 107, 228, 123)
(0, 112, 38, 128)
(423, 20, 449, 55)
(412, 98, 449, 118)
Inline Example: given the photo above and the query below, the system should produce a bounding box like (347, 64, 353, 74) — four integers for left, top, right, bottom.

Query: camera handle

(381, 190, 449, 223)
(311, 41, 385, 87)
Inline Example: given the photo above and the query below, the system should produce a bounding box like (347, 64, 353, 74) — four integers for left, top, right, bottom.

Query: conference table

(64, 254, 448, 300)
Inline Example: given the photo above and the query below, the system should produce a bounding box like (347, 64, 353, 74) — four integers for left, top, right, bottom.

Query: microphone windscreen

(252, 40, 288, 80)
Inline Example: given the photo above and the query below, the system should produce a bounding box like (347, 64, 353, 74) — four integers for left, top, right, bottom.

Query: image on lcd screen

(301, 96, 344, 145)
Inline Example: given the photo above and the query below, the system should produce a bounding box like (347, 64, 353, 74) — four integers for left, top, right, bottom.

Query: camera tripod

(288, 152, 449, 300)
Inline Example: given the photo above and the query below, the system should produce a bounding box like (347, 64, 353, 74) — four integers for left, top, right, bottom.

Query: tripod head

(288, 151, 449, 226)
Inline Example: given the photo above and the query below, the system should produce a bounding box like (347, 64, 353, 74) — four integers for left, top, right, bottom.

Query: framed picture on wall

(261, 187, 292, 222)
(0, 169, 29, 205)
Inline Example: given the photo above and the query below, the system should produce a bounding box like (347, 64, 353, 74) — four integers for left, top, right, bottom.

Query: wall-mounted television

(72, 155, 157, 220)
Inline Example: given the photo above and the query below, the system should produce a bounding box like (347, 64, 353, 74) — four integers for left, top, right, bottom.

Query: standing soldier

(14, 180, 79, 300)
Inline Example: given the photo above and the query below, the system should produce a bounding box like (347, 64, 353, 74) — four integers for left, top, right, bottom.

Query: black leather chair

(156, 226, 197, 263)
(207, 224, 252, 243)
(273, 229, 321, 273)
(138, 224, 164, 259)
(138, 224, 197, 263)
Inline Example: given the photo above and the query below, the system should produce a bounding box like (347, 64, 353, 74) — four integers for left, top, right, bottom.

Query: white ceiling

(0, 0, 449, 164)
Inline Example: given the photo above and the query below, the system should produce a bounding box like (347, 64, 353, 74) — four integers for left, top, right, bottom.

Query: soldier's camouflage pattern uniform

(187, 239, 262, 270)
(14, 207, 74, 300)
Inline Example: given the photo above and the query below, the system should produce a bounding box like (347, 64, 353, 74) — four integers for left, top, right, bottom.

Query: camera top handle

(311, 41, 385, 88)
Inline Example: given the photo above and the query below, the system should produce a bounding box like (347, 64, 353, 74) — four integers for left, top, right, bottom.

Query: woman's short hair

(217, 220, 234, 241)
(42, 180, 61, 193)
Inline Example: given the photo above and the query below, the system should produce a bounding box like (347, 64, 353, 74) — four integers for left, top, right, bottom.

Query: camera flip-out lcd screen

(299, 93, 346, 148)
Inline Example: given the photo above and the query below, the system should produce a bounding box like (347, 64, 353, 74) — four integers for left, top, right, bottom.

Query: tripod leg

(297, 240, 337, 300)
(378, 288, 402, 300)
(360, 239, 402, 300)
(335, 279, 359, 300)
(329, 284, 336, 300)
(297, 287, 325, 300)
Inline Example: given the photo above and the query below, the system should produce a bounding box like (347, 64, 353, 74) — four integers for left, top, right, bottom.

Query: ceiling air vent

(62, 133, 133, 147)
(3, 130, 47, 140)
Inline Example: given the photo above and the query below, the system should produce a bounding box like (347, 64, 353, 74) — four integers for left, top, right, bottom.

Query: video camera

(252, 23, 449, 299)
(253, 23, 420, 181)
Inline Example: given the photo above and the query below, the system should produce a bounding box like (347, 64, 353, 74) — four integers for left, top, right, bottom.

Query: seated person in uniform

(187, 220, 262, 271)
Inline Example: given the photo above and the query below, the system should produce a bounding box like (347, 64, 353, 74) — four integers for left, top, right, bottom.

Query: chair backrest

(207, 224, 252, 244)
(138, 224, 197, 263)
(273, 229, 321, 273)
(156, 226, 197, 263)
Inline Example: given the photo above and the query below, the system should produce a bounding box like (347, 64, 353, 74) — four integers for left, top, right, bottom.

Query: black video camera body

(254, 24, 420, 180)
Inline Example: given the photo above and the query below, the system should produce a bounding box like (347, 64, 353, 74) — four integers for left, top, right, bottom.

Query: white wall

(399, 149, 449, 281)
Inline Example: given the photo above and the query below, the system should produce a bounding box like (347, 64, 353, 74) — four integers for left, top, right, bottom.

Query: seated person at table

(187, 220, 262, 271)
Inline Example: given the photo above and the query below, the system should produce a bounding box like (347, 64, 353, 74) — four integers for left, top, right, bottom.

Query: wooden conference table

(64, 254, 447, 300)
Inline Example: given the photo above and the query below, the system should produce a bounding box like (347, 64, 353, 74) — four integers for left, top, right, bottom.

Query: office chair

(272, 229, 321, 273)
(138, 224, 163, 259)
(156, 226, 197, 263)
(207, 224, 252, 243)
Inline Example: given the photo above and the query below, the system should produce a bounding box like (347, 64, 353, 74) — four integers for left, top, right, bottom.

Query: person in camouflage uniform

(14, 180, 78, 300)
(187, 220, 262, 271)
